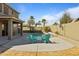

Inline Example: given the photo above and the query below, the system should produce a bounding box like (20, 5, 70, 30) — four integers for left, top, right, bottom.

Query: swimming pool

(26, 33, 51, 43)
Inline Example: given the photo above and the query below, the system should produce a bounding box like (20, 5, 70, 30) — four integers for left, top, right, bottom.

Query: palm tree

(42, 19, 46, 27)
(27, 16, 35, 31)
(41, 19, 47, 31)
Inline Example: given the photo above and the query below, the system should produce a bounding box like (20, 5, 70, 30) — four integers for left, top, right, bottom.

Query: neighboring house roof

(35, 22, 41, 25)
(71, 18, 79, 23)
(23, 22, 27, 26)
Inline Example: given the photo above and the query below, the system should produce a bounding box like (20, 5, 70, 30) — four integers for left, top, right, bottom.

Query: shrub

(55, 31, 60, 35)
(44, 27, 51, 32)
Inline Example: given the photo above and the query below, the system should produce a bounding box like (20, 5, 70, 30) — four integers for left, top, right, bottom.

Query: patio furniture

(27, 34, 37, 43)
(42, 34, 50, 43)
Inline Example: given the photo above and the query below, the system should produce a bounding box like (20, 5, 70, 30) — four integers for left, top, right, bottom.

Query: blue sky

(10, 3, 79, 24)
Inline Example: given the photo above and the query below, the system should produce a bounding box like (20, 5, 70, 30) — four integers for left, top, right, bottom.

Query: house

(71, 18, 79, 23)
(0, 3, 23, 40)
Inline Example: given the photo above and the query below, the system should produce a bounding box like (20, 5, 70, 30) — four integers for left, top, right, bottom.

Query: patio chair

(42, 34, 50, 43)
(27, 34, 37, 43)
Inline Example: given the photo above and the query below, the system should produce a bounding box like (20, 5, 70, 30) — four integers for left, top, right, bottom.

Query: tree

(42, 19, 46, 27)
(53, 22, 58, 25)
(59, 13, 73, 36)
(27, 16, 35, 31)
(60, 13, 73, 24)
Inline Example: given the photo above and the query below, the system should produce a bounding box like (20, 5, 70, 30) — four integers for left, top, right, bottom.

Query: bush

(44, 27, 51, 32)
(55, 31, 60, 35)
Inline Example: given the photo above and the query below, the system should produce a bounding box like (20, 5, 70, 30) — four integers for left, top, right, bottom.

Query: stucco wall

(50, 25, 58, 33)
(62, 22, 79, 41)
(50, 21, 79, 41)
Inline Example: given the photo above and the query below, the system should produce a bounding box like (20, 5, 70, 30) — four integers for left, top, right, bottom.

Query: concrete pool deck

(1, 33, 79, 56)
(0, 33, 74, 53)
(4, 37, 74, 52)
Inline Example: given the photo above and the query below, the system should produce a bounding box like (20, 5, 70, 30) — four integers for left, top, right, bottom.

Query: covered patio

(0, 15, 24, 40)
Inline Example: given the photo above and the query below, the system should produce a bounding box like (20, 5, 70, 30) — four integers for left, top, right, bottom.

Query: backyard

(0, 3, 79, 56)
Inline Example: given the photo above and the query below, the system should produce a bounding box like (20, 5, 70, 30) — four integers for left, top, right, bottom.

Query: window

(4, 4, 9, 15)
(0, 4, 2, 12)
(12, 10, 19, 18)
(9, 8, 12, 15)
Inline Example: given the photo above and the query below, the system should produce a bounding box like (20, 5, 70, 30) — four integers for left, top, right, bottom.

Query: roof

(0, 15, 24, 23)
(5, 3, 20, 14)
(71, 19, 79, 23)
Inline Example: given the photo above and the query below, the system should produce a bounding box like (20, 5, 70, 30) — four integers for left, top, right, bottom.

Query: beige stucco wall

(50, 21, 79, 41)
(50, 25, 63, 35)
(50, 25, 58, 32)
(62, 22, 79, 40)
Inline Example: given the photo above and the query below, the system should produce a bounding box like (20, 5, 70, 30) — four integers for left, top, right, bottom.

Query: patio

(0, 33, 76, 56)
(0, 34, 23, 53)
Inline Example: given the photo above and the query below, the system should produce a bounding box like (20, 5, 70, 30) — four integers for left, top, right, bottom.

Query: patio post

(4, 23, 8, 36)
(8, 19, 13, 40)
(15, 23, 18, 35)
(16, 23, 19, 35)
(0, 22, 2, 37)
(20, 23, 23, 36)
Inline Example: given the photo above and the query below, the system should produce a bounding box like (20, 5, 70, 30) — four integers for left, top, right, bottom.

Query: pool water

(30, 33, 43, 36)
(26, 33, 51, 43)
(27, 33, 43, 40)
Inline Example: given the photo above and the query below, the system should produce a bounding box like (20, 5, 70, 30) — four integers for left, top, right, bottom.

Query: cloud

(67, 6, 79, 19)
(40, 15, 58, 25)
(56, 6, 79, 20)
(40, 12, 64, 25)
(41, 6, 79, 25)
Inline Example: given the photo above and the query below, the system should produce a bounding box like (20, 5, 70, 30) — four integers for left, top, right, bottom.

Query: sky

(10, 3, 79, 25)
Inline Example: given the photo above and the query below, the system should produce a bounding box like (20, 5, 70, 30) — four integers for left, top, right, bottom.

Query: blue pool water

(26, 33, 51, 43)
(27, 33, 43, 40)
